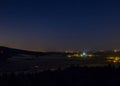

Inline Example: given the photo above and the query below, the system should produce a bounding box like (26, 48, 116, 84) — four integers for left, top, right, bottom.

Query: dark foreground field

(0, 66, 120, 86)
(0, 55, 110, 72)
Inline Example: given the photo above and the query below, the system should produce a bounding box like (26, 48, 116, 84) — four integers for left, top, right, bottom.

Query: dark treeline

(0, 65, 120, 86)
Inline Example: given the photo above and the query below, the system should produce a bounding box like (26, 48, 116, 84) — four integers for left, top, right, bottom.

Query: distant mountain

(0, 46, 44, 60)
(0, 46, 67, 61)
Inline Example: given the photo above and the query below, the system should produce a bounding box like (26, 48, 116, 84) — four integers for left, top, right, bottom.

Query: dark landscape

(0, 46, 120, 86)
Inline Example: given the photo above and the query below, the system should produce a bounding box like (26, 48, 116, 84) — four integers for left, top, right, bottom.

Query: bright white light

(83, 52, 86, 56)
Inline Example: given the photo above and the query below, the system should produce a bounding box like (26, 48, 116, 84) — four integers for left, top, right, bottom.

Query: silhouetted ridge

(0, 46, 44, 60)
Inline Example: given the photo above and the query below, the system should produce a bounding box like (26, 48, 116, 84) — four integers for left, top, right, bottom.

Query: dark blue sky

(0, 0, 120, 51)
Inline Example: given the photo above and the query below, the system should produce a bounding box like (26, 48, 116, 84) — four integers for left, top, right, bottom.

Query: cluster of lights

(67, 52, 93, 58)
(113, 57, 120, 63)
(107, 57, 120, 63)
(114, 49, 120, 53)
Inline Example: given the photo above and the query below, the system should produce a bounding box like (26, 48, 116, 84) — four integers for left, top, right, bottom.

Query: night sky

(0, 0, 120, 51)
